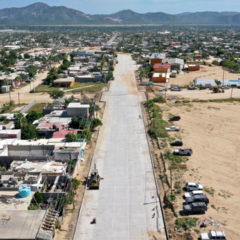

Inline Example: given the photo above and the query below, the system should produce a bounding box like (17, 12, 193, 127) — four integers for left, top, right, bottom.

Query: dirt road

(73, 53, 166, 240)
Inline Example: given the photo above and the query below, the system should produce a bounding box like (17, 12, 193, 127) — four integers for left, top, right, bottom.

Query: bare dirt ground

(169, 65, 240, 87)
(167, 88, 240, 100)
(160, 100, 240, 239)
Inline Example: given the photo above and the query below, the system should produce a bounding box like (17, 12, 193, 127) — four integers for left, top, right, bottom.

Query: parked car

(173, 148, 193, 156)
(170, 87, 181, 91)
(160, 88, 168, 92)
(200, 231, 226, 240)
(184, 190, 203, 198)
(185, 182, 203, 191)
(183, 202, 207, 214)
(169, 115, 181, 121)
(188, 85, 197, 90)
(185, 194, 209, 205)
(165, 126, 180, 131)
(170, 140, 183, 146)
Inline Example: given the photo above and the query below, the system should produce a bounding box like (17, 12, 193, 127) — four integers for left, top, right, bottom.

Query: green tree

(65, 133, 78, 142)
(215, 80, 221, 87)
(26, 111, 42, 123)
(78, 129, 92, 142)
(24, 53, 31, 59)
(90, 118, 102, 131)
(34, 192, 44, 204)
(69, 116, 79, 129)
(14, 113, 26, 129)
(106, 71, 113, 81)
(46, 67, 59, 85)
(48, 89, 64, 99)
(21, 123, 37, 139)
(27, 65, 38, 78)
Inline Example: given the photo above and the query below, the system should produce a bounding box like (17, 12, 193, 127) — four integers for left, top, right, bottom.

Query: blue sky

(0, 0, 240, 14)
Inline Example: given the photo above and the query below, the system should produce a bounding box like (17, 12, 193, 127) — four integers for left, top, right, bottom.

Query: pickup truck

(184, 190, 203, 198)
(185, 182, 203, 191)
(183, 202, 207, 215)
(200, 231, 226, 240)
(185, 194, 209, 205)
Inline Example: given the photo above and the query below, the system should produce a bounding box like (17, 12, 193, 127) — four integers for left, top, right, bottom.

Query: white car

(184, 190, 203, 198)
(200, 231, 226, 240)
(165, 126, 180, 131)
(185, 182, 203, 191)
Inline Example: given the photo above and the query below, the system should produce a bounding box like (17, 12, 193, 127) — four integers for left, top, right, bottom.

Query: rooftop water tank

(18, 185, 31, 198)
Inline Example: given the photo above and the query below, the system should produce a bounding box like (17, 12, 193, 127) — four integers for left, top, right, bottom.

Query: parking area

(161, 100, 240, 239)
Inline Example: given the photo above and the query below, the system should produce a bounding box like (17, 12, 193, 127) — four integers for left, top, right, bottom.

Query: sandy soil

(162, 101, 240, 239)
(167, 88, 240, 100)
(169, 65, 240, 87)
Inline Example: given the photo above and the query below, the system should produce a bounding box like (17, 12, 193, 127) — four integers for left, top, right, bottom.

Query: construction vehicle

(88, 165, 100, 190)
(211, 86, 224, 93)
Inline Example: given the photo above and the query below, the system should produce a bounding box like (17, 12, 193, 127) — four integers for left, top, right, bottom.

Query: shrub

(90, 118, 102, 131)
(34, 192, 44, 204)
(65, 133, 78, 142)
(175, 217, 198, 231)
(28, 204, 39, 210)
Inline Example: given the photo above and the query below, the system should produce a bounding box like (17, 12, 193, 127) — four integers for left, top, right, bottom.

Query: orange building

(150, 53, 166, 65)
(187, 62, 200, 71)
(152, 73, 170, 83)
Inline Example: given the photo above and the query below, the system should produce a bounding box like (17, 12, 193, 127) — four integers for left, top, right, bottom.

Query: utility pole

(230, 87, 233, 98)
(223, 69, 225, 86)
(9, 91, 11, 103)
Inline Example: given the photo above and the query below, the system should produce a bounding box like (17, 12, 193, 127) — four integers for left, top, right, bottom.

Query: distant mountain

(0, 2, 240, 25)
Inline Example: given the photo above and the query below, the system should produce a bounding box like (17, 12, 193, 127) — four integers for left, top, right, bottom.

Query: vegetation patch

(175, 217, 198, 231)
(144, 99, 169, 139)
(164, 151, 186, 170)
(204, 186, 215, 196)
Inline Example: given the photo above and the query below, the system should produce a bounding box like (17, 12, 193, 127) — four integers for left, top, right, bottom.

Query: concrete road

(106, 32, 118, 46)
(74, 54, 166, 240)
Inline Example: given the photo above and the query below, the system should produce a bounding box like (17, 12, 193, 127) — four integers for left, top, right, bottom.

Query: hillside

(0, 2, 240, 25)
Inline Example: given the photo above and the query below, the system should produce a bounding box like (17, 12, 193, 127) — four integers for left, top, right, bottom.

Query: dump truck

(88, 165, 100, 190)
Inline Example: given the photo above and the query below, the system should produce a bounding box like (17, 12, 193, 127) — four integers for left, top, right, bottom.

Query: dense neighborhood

(0, 25, 239, 240)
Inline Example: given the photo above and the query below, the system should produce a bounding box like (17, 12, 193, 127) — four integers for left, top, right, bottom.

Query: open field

(160, 100, 240, 239)
(167, 88, 240, 100)
(169, 65, 240, 87)
(34, 82, 106, 94)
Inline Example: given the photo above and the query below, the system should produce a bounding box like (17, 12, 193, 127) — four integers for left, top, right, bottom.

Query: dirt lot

(169, 65, 240, 87)
(160, 100, 240, 239)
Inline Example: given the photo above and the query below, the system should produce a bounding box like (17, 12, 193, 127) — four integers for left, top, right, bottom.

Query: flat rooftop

(0, 191, 33, 210)
(0, 210, 45, 239)
(67, 102, 90, 108)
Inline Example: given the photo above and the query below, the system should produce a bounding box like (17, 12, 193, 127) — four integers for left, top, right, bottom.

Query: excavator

(87, 164, 100, 190)
(210, 86, 225, 93)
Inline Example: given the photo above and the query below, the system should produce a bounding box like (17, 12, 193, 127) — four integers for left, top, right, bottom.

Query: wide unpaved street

(73, 54, 166, 240)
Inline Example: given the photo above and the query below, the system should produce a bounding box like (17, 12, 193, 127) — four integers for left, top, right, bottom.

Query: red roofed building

(52, 129, 78, 138)
(153, 63, 171, 73)
(36, 122, 77, 139)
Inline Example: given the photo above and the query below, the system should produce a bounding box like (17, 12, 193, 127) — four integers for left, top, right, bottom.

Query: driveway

(73, 53, 166, 240)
